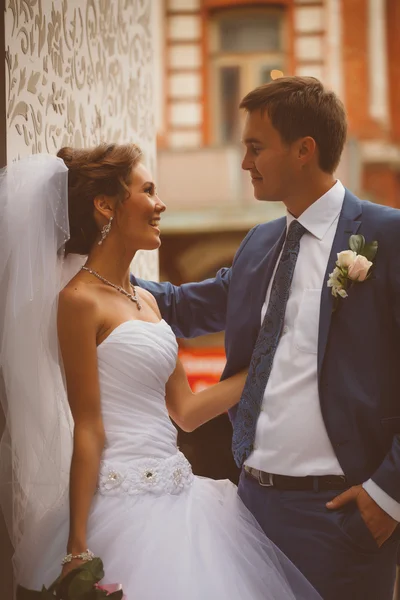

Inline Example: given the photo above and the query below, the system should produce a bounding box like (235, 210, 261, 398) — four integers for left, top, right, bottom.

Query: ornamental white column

(325, 0, 344, 99)
(4, 0, 159, 280)
(368, 0, 389, 125)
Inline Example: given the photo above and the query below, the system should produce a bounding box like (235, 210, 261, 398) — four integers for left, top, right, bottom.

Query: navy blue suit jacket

(134, 190, 400, 503)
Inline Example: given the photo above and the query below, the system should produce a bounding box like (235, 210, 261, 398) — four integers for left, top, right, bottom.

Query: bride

(0, 144, 320, 599)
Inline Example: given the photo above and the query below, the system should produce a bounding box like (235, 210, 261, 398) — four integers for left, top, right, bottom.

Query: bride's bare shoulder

(58, 276, 100, 322)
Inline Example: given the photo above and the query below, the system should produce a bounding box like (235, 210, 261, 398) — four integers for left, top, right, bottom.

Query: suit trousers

(238, 470, 399, 600)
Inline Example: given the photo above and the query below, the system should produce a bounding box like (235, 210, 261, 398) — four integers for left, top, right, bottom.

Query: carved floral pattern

(5, 0, 158, 279)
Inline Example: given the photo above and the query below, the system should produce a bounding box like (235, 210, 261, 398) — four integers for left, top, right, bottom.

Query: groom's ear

(297, 136, 317, 167)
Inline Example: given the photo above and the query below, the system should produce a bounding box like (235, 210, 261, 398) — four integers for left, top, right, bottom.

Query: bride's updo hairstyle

(57, 143, 142, 256)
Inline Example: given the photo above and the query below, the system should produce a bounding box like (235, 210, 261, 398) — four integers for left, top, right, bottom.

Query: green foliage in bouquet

(16, 558, 124, 600)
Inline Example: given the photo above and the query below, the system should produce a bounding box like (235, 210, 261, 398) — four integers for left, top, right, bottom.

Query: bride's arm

(166, 359, 247, 432)
(57, 288, 105, 571)
(141, 287, 247, 433)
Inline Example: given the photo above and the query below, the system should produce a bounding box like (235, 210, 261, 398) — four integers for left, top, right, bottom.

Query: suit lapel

(317, 190, 362, 376)
(247, 221, 287, 347)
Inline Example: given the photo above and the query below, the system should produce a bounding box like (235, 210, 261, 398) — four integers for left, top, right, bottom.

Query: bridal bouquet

(16, 558, 126, 599)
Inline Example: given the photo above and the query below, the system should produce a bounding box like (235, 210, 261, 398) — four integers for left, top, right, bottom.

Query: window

(210, 8, 286, 145)
(219, 13, 282, 53)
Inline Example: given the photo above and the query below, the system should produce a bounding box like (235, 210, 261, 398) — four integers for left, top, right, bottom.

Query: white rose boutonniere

(327, 234, 378, 304)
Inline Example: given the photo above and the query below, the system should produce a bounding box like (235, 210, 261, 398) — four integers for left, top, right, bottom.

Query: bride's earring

(98, 216, 113, 245)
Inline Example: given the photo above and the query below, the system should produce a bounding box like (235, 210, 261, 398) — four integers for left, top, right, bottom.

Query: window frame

(209, 7, 288, 145)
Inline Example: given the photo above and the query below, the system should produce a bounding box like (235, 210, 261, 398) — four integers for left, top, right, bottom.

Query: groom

(135, 76, 400, 599)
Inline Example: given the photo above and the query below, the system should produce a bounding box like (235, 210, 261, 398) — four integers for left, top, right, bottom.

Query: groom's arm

(133, 268, 231, 338)
(132, 225, 259, 338)
(328, 374, 400, 540)
(328, 226, 400, 541)
(362, 242, 400, 521)
(362, 480, 400, 521)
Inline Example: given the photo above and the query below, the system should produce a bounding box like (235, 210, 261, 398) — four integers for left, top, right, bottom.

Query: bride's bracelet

(61, 549, 95, 565)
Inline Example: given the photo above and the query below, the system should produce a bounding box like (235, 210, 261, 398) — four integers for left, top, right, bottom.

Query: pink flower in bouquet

(347, 254, 372, 282)
(95, 583, 127, 599)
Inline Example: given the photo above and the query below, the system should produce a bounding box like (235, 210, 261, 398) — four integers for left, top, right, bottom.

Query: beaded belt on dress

(98, 451, 194, 496)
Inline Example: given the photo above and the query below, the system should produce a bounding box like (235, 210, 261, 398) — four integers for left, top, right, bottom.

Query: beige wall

(4, 0, 158, 279)
(1, 1, 158, 595)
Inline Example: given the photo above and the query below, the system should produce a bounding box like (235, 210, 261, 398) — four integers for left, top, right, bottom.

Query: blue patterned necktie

(232, 219, 307, 467)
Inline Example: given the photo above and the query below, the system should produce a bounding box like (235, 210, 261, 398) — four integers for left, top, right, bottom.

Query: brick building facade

(156, 0, 400, 290)
(154, 0, 400, 485)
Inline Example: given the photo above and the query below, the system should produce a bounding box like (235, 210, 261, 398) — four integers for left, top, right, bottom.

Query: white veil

(0, 155, 81, 584)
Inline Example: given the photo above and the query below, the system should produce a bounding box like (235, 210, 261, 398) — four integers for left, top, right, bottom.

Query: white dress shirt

(244, 180, 400, 521)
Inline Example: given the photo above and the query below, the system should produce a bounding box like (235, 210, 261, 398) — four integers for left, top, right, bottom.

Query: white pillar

(368, 0, 389, 125)
(4, 0, 159, 280)
(325, 0, 344, 99)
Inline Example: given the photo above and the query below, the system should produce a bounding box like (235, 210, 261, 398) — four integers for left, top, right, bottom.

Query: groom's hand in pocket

(326, 484, 398, 547)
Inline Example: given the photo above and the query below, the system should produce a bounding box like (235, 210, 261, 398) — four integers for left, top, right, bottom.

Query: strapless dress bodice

(97, 319, 179, 463)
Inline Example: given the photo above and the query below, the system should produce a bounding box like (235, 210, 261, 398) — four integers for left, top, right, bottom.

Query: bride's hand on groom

(326, 484, 398, 547)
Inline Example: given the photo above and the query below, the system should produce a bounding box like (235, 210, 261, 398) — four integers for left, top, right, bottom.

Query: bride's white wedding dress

(22, 318, 320, 599)
(0, 156, 321, 599)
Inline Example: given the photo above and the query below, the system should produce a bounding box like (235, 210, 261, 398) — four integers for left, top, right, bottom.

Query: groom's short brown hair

(240, 76, 347, 174)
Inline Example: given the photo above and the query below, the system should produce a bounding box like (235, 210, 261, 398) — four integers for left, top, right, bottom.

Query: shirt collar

(286, 180, 345, 240)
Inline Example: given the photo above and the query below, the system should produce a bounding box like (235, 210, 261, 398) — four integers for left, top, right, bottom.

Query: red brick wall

(387, 0, 400, 143)
(341, 0, 384, 140)
(363, 165, 400, 208)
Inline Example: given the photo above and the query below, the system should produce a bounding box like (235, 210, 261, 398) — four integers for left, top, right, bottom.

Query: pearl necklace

(81, 266, 142, 311)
